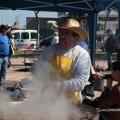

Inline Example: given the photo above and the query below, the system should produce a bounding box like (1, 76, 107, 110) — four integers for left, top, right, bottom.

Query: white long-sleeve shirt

(32, 44, 91, 92)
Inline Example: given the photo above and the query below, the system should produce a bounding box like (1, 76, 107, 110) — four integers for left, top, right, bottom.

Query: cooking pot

(76, 104, 112, 120)
(20, 87, 40, 99)
(73, 104, 98, 120)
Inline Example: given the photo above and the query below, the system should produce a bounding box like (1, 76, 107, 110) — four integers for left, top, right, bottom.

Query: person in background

(104, 29, 117, 71)
(116, 35, 120, 61)
(114, 28, 120, 61)
(76, 41, 89, 52)
(115, 28, 119, 37)
(51, 32, 59, 44)
(0, 25, 10, 83)
(26, 44, 36, 50)
(82, 61, 120, 120)
(6, 24, 16, 69)
(32, 18, 91, 103)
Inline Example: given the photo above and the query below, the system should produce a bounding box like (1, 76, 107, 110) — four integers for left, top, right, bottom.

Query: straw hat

(53, 18, 88, 41)
(54, 32, 58, 36)
(7, 24, 12, 28)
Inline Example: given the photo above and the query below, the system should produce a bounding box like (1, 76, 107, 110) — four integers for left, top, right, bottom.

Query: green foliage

(14, 50, 42, 56)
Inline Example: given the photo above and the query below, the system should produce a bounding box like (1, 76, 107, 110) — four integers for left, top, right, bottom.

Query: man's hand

(53, 82, 62, 92)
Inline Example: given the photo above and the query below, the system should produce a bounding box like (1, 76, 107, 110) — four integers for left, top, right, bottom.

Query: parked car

(39, 35, 45, 42)
(12, 30, 37, 49)
(40, 35, 53, 50)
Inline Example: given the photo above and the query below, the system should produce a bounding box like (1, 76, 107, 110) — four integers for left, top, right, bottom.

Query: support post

(118, 2, 120, 35)
(88, 11, 97, 67)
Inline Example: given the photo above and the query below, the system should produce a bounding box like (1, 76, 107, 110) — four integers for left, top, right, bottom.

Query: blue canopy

(0, 0, 117, 13)
(0, 0, 119, 66)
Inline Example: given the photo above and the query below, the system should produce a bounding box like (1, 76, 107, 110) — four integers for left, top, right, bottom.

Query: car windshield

(12, 32, 20, 39)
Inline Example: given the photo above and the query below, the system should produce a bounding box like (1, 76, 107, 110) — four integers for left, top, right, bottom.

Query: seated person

(81, 65, 103, 97)
(82, 61, 120, 120)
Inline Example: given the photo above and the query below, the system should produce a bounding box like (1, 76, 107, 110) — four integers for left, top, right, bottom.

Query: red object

(26, 46, 34, 50)
(89, 73, 97, 82)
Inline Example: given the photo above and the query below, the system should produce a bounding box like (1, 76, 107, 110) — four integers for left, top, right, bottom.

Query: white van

(11, 30, 37, 49)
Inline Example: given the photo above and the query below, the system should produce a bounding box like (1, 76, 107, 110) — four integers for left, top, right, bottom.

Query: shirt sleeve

(95, 86, 120, 108)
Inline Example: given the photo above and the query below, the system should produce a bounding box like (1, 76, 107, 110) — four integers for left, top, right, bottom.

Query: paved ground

(7, 57, 108, 81)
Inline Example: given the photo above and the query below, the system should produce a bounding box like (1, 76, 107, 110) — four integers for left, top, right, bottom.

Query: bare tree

(68, 12, 87, 29)
(34, 11, 40, 48)
(103, 8, 112, 41)
(103, 4, 118, 41)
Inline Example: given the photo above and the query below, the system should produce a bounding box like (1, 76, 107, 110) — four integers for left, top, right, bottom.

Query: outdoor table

(22, 49, 42, 69)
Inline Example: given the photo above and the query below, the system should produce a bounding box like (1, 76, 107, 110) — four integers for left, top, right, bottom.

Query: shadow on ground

(15, 68, 31, 72)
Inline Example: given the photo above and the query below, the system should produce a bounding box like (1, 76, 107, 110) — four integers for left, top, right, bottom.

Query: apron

(50, 48, 78, 103)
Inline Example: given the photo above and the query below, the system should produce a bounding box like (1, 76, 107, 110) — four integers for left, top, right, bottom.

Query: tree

(103, 8, 112, 41)
(68, 12, 87, 29)
(103, 3, 118, 41)
(34, 11, 40, 48)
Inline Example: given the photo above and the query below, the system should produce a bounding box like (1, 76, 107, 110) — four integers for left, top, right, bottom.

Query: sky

(0, 10, 35, 26)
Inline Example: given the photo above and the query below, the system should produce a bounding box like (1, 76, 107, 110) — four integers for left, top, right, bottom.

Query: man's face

(106, 32, 109, 36)
(8, 27, 12, 31)
(111, 69, 120, 81)
(106, 31, 112, 36)
(58, 29, 79, 50)
(1, 28, 7, 35)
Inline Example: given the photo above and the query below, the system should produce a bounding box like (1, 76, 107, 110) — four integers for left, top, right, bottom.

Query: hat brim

(8, 26, 12, 28)
(53, 23, 88, 41)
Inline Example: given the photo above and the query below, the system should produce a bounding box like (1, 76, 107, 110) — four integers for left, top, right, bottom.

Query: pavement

(8, 57, 109, 81)
(6, 57, 33, 81)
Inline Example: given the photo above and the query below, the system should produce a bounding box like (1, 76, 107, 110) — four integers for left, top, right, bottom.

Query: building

(26, 12, 66, 37)
(26, 11, 118, 40)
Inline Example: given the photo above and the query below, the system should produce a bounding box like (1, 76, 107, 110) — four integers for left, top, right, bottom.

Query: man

(6, 24, 16, 69)
(51, 32, 59, 44)
(104, 29, 117, 71)
(0, 25, 10, 82)
(32, 18, 91, 103)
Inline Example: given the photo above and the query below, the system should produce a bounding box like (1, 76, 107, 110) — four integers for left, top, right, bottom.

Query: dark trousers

(117, 51, 120, 60)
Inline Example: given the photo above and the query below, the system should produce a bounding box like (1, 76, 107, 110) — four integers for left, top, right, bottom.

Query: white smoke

(0, 61, 77, 120)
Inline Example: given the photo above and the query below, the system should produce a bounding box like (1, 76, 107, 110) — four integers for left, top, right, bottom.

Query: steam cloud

(0, 61, 77, 120)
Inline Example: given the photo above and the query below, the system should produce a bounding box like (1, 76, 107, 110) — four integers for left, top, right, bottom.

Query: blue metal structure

(0, 0, 119, 66)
